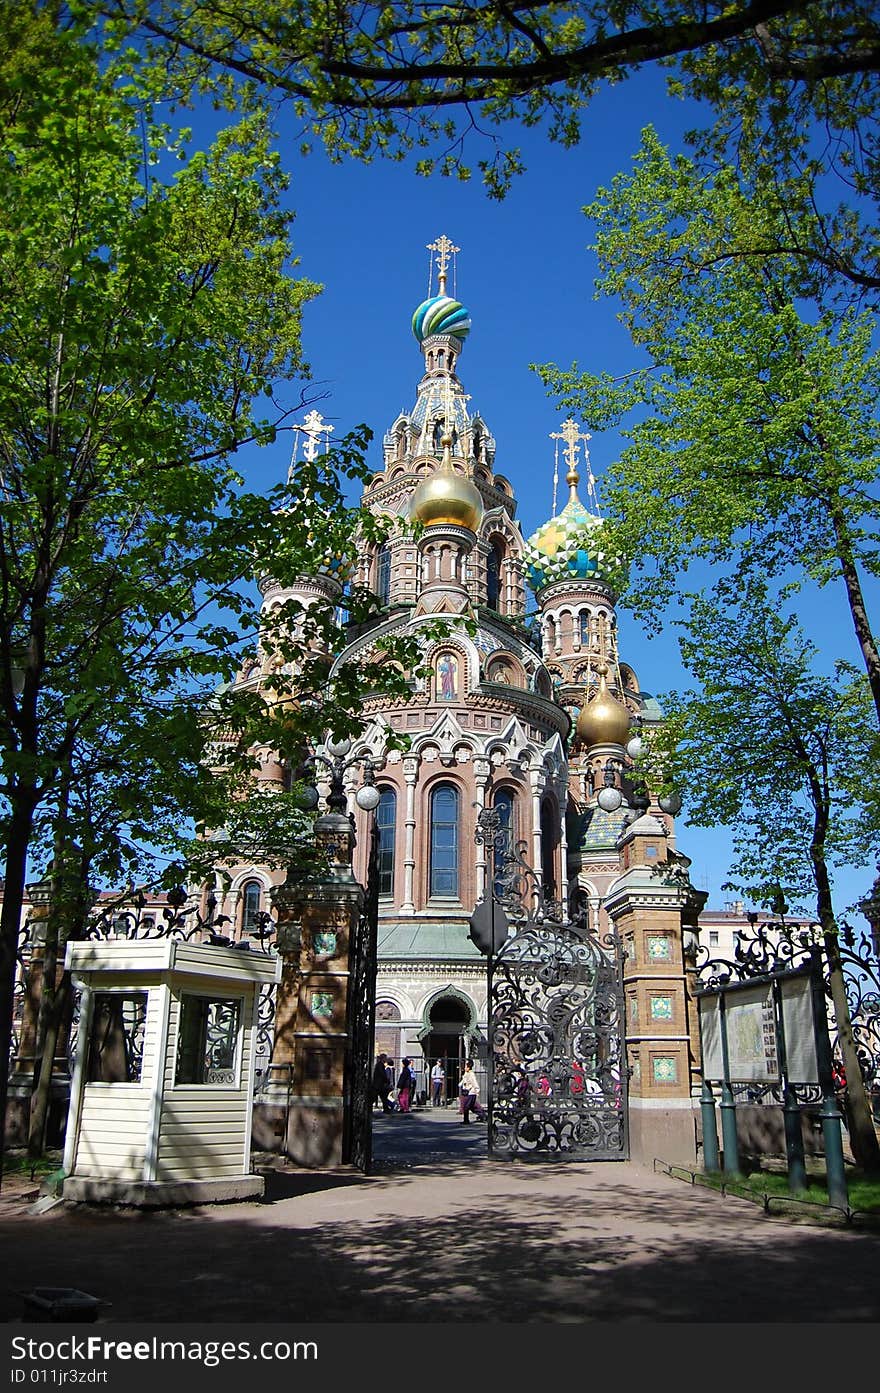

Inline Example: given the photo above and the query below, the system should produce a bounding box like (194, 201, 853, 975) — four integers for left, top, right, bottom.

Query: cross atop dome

(549, 418, 601, 516)
(427, 234, 460, 296)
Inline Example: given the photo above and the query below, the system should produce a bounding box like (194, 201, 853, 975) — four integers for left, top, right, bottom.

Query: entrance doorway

(421, 994, 473, 1106)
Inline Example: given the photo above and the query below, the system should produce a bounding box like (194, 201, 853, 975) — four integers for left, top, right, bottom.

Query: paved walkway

(2, 1110, 878, 1325)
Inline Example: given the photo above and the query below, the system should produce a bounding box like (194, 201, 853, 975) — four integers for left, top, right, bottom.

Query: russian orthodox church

(214, 235, 704, 1163)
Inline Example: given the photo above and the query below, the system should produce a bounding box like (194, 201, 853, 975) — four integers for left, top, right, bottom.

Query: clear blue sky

(222, 67, 875, 921)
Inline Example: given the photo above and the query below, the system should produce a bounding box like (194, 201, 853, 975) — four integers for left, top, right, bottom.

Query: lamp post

(294, 735, 382, 818)
(469, 807, 512, 1157)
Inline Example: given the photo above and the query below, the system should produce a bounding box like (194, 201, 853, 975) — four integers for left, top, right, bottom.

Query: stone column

(251, 811, 365, 1167)
(401, 756, 419, 915)
(603, 813, 700, 1167)
(473, 757, 490, 900)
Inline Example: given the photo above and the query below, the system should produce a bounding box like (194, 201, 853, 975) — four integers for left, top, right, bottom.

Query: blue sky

(218, 67, 876, 920)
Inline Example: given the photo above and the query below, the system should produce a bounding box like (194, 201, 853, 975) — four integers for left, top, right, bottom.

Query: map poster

(725, 983, 779, 1082)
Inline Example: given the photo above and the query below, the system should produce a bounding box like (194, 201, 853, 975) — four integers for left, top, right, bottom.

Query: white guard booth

(62, 938, 282, 1206)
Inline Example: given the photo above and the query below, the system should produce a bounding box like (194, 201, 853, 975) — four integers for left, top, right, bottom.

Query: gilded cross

(427, 234, 460, 295)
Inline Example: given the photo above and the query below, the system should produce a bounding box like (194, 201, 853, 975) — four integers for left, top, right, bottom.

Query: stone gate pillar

(604, 814, 701, 1166)
(252, 810, 364, 1167)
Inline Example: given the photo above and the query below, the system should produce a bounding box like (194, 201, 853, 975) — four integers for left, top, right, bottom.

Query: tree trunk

(0, 791, 39, 1187)
(812, 850, 880, 1172)
(825, 492, 880, 729)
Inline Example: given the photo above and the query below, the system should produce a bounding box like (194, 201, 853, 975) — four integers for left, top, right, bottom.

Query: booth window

(176, 995, 242, 1086)
(87, 993, 148, 1084)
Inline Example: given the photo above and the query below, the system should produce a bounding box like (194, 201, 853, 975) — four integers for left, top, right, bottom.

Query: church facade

(215, 236, 706, 1163)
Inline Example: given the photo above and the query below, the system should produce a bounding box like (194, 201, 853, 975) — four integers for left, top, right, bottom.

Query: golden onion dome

(576, 669, 632, 749)
(409, 436, 483, 533)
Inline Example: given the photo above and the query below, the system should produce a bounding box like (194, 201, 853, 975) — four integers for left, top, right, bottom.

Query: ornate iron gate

(489, 915, 628, 1159)
(342, 820, 380, 1172)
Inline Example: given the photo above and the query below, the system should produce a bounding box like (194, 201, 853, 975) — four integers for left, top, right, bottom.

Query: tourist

(397, 1057, 415, 1113)
(431, 1058, 445, 1107)
(372, 1053, 394, 1113)
(459, 1058, 486, 1123)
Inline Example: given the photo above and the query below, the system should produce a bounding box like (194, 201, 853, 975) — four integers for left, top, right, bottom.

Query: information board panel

(725, 983, 779, 1082)
(699, 995, 723, 1080)
(780, 975, 819, 1083)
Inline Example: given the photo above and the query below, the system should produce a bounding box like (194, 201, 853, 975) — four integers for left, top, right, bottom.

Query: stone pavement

(2, 1108, 878, 1325)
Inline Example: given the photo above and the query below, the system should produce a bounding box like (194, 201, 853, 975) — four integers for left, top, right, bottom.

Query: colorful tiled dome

(524, 495, 614, 593)
(412, 294, 471, 344)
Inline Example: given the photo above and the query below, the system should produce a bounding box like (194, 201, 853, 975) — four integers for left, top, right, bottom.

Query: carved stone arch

(418, 985, 478, 1040)
(533, 668, 552, 699)
(493, 474, 514, 498)
(620, 662, 640, 693)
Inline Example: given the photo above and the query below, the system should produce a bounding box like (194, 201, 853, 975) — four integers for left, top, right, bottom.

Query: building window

(709, 931, 719, 947)
(87, 993, 148, 1084)
(486, 543, 503, 610)
(375, 544, 391, 605)
(377, 787, 397, 897)
(430, 783, 460, 897)
(579, 612, 591, 645)
(242, 880, 262, 935)
(176, 995, 242, 1086)
(492, 788, 514, 896)
(540, 800, 557, 902)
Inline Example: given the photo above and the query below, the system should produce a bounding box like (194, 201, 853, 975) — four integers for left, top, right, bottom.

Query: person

(459, 1058, 486, 1123)
(397, 1057, 415, 1113)
(372, 1053, 393, 1113)
(431, 1058, 445, 1107)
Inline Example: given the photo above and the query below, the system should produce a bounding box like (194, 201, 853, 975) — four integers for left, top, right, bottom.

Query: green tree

(83, 2, 880, 201)
(0, 5, 326, 1173)
(647, 576, 880, 1171)
(536, 129, 880, 724)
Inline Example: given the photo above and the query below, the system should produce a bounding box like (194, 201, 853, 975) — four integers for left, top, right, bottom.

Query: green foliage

(643, 575, 879, 912)
(67, 3, 880, 200)
(537, 129, 880, 619)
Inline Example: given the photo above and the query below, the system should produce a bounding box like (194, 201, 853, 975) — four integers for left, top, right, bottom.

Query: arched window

(486, 543, 502, 610)
(242, 880, 262, 934)
(377, 787, 397, 897)
(492, 788, 514, 897)
(540, 802, 558, 902)
(430, 784, 460, 898)
(375, 544, 391, 605)
(579, 612, 591, 645)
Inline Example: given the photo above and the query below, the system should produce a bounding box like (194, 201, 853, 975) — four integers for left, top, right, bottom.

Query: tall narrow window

(242, 880, 262, 935)
(430, 784, 460, 897)
(540, 801, 558, 902)
(486, 545, 501, 610)
(377, 787, 397, 897)
(375, 544, 391, 605)
(579, 612, 591, 645)
(492, 789, 514, 898)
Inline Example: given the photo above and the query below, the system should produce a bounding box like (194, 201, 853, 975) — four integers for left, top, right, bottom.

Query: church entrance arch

(419, 991, 475, 1104)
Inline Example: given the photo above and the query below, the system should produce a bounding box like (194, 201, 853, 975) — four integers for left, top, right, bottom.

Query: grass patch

(2, 1150, 64, 1181)
(699, 1165, 880, 1213)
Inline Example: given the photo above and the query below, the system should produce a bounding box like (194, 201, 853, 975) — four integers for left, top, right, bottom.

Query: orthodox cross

(427, 234, 460, 296)
(289, 410, 334, 481)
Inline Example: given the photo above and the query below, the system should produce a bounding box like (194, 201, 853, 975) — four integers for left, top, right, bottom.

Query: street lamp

(469, 807, 515, 1156)
(590, 755, 681, 819)
(294, 735, 381, 815)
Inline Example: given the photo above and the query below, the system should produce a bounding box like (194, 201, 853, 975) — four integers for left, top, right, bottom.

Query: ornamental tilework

(310, 991, 334, 1019)
(646, 934, 672, 961)
(652, 1056, 677, 1084)
(649, 995, 673, 1021)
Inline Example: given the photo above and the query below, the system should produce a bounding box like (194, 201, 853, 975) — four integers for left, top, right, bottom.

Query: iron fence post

(700, 1079, 719, 1171)
(717, 993, 741, 1176)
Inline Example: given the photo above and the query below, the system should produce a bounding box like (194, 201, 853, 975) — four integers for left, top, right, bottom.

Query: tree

(646, 575, 880, 1171)
(0, 5, 327, 1173)
(536, 129, 880, 725)
(82, 2, 880, 201)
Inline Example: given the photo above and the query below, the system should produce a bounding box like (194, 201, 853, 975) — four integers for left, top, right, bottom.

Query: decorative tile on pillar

(310, 991, 334, 1019)
(645, 934, 672, 961)
(649, 995, 673, 1021)
(652, 1055, 678, 1084)
(312, 932, 338, 957)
